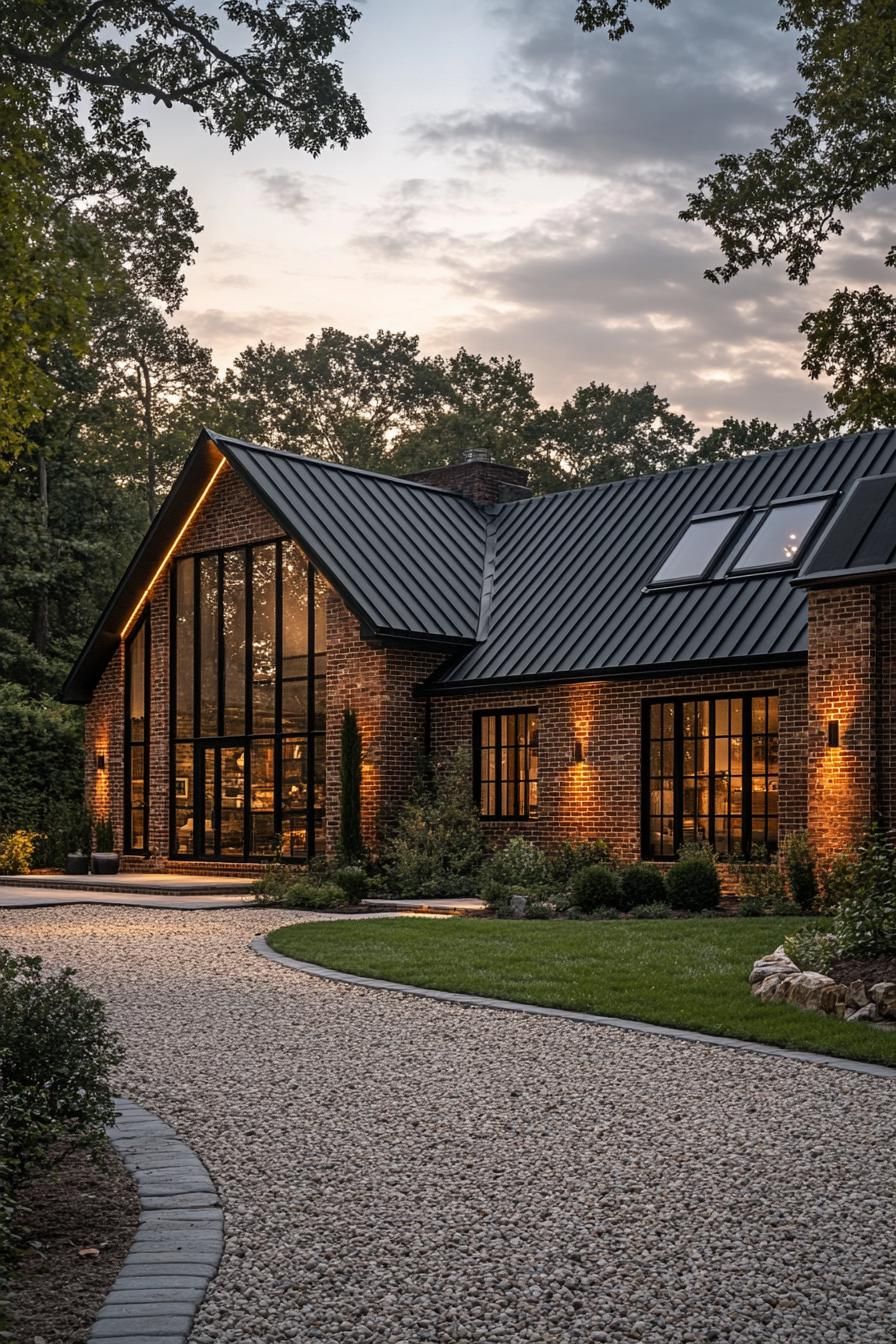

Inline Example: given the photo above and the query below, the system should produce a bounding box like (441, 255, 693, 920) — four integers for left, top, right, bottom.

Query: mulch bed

(830, 954, 896, 993)
(7, 1140, 139, 1344)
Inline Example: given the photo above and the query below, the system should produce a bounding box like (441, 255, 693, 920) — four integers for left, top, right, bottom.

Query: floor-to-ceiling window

(643, 692, 779, 860)
(124, 612, 150, 854)
(170, 539, 326, 861)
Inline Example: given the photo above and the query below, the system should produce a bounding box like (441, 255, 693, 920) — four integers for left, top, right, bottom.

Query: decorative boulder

(846, 1003, 879, 1024)
(779, 971, 835, 1012)
(869, 982, 896, 1019)
(749, 948, 800, 985)
(846, 980, 869, 1010)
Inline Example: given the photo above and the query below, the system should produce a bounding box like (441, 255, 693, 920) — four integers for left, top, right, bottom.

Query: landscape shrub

(0, 685, 83, 841)
(93, 815, 114, 851)
(821, 852, 856, 913)
(570, 863, 621, 913)
(34, 799, 92, 868)
(630, 901, 675, 920)
(250, 861, 294, 904)
(783, 831, 818, 912)
(737, 894, 766, 917)
(666, 845, 721, 912)
(0, 829, 39, 875)
(331, 865, 369, 903)
(832, 826, 896, 957)
(550, 839, 611, 887)
(782, 926, 839, 975)
(586, 905, 620, 920)
(524, 899, 554, 920)
(0, 950, 123, 1184)
(282, 879, 345, 910)
(383, 750, 485, 900)
(484, 837, 552, 892)
(619, 862, 667, 912)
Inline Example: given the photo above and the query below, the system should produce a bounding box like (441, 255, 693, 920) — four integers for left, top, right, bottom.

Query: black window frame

(646, 508, 747, 589)
(726, 492, 833, 576)
(123, 608, 151, 856)
(473, 708, 538, 821)
(641, 690, 779, 861)
(168, 538, 326, 863)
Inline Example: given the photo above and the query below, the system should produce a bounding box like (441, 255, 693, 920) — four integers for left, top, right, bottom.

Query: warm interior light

(120, 454, 226, 638)
(827, 719, 840, 748)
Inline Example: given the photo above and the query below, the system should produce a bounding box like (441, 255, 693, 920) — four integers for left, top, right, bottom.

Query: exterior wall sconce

(827, 720, 840, 748)
(95, 752, 106, 771)
(572, 738, 585, 764)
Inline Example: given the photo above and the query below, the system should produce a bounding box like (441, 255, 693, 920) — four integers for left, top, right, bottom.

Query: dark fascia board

(416, 651, 808, 698)
(60, 432, 222, 703)
(793, 564, 896, 590)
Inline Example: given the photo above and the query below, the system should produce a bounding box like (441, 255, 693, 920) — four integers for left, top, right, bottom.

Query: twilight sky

(145, 0, 888, 428)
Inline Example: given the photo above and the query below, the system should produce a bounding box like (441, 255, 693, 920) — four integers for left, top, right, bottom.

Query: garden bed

(7, 1139, 139, 1344)
(266, 915, 896, 1066)
(830, 954, 896, 992)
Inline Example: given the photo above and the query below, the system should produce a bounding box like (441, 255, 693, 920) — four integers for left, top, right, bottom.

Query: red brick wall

(806, 581, 896, 862)
(404, 460, 531, 504)
(429, 666, 808, 862)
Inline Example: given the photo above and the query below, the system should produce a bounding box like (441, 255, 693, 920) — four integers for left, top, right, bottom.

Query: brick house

(62, 427, 896, 876)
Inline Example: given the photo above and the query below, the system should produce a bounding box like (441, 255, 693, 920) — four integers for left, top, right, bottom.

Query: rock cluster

(750, 947, 896, 1024)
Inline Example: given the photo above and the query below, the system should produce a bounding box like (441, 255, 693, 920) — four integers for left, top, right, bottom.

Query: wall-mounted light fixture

(827, 720, 840, 749)
(572, 738, 585, 765)
(95, 752, 106, 771)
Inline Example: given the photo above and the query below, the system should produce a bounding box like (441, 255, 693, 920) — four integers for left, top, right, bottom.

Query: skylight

(651, 513, 743, 585)
(730, 497, 828, 573)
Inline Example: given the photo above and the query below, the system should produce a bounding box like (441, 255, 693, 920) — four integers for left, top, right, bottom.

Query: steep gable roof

(62, 425, 896, 704)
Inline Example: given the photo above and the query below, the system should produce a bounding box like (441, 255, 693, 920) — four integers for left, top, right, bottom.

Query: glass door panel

(219, 746, 245, 856)
(202, 747, 216, 855)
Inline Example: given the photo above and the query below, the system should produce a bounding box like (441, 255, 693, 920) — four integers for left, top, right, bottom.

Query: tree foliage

(575, 0, 896, 427)
(1, 0, 367, 156)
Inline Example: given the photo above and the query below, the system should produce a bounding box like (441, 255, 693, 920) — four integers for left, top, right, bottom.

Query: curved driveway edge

(252, 935, 896, 1080)
(88, 1097, 223, 1344)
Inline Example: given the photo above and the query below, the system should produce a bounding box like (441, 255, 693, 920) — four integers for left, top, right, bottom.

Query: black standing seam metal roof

(61, 426, 896, 704)
(796, 472, 896, 587)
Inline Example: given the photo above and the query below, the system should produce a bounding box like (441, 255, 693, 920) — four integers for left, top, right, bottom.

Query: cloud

(180, 306, 315, 351)
(249, 168, 311, 215)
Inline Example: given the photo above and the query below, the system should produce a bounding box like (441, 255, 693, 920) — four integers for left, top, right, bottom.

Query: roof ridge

(205, 429, 481, 504)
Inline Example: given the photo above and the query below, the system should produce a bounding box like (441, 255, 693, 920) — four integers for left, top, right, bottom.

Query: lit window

(475, 710, 538, 820)
(651, 513, 743, 585)
(730, 498, 828, 573)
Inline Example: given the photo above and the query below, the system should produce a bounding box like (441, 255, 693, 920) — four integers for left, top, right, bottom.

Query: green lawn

(267, 916, 896, 1068)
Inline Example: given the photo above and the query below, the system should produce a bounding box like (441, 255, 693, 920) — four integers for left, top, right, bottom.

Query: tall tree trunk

(30, 451, 50, 658)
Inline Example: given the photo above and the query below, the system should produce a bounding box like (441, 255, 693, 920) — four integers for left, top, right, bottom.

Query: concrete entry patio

(1, 903, 893, 1344)
(0, 873, 256, 910)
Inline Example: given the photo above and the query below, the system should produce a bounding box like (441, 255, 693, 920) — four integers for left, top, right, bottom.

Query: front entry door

(199, 741, 246, 859)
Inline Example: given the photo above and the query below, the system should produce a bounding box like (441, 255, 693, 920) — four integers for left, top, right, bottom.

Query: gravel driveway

(3, 905, 894, 1344)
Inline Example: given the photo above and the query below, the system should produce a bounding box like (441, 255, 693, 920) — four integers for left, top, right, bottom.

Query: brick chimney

(404, 448, 532, 506)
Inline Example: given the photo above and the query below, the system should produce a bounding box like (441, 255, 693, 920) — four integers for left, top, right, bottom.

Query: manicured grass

(267, 916, 896, 1067)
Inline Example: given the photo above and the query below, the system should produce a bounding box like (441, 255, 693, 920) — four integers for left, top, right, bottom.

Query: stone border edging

(87, 1097, 223, 1344)
(251, 935, 896, 1080)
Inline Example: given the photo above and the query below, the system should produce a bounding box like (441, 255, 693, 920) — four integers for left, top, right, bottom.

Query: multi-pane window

(475, 710, 538, 820)
(644, 693, 778, 859)
(171, 539, 326, 861)
(124, 613, 149, 853)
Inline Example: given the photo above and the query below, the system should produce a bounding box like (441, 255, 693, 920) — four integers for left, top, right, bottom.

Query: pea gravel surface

(3, 905, 894, 1344)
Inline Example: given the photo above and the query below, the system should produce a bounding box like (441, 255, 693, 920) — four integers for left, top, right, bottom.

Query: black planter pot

(64, 853, 90, 876)
(91, 852, 120, 876)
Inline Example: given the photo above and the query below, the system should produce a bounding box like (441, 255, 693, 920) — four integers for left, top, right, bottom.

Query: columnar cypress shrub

(339, 707, 364, 863)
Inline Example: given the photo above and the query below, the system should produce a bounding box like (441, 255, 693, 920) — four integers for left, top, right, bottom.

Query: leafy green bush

(570, 863, 621, 913)
(619, 863, 667, 912)
(630, 901, 675, 920)
(251, 861, 294, 904)
(0, 685, 83, 840)
(783, 831, 818, 912)
(0, 829, 39, 875)
(550, 839, 611, 886)
(832, 826, 896, 957)
(587, 905, 620, 920)
(282, 879, 345, 910)
(524, 899, 554, 920)
(821, 852, 856, 913)
(331, 865, 369, 903)
(0, 950, 122, 1184)
(782, 926, 839, 974)
(667, 845, 721, 912)
(484, 837, 552, 891)
(738, 894, 765, 917)
(383, 750, 485, 899)
(35, 798, 92, 868)
(93, 815, 114, 851)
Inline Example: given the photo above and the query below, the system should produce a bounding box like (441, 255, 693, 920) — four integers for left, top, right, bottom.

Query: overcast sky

(145, 0, 887, 428)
